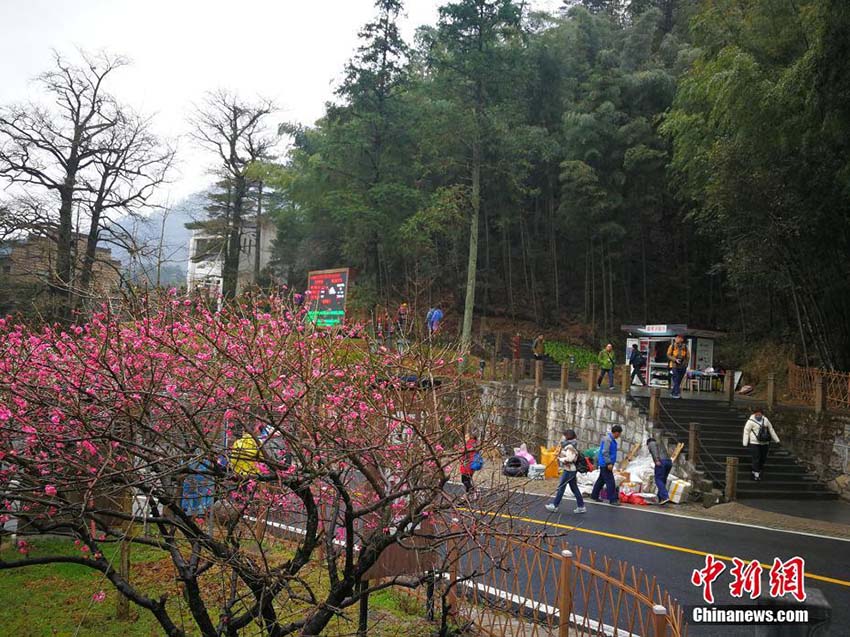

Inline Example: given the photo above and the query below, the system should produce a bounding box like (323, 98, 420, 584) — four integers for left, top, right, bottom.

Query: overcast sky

(0, 0, 560, 203)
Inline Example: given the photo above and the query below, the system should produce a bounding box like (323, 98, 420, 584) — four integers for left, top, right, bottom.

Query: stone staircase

(484, 336, 563, 381)
(630, 395, 838, 500)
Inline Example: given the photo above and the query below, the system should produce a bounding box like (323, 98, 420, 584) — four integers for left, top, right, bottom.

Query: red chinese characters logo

(691, 555, 806, 604)
(691, 555, 726, 604)
(729, 558, 763, 599)
(769, 557, 807, 602)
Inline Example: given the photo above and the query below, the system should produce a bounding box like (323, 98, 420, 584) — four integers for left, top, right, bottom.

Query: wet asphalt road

(485, 490, 850, 636)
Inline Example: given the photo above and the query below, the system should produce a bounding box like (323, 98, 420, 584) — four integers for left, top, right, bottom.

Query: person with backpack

(459, 431, 481, 494)
(591, 425, 622, 505)
(545, 429, 587, 513)
(628, 344, 647, 386)
(532, 335, 546, 361)
(596, 343, 616, 390)
(742, 407, 780, 481)
(647, 436, 673, 505)
(426, 306, 444, 338)
(667, 335, 689, 399)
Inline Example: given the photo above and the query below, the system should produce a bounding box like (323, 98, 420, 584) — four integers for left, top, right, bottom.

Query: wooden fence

(787, 362, 850, 411)
(453, 534, 686, 637)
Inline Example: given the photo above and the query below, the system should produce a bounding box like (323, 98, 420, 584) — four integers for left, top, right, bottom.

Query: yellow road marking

(466, 508, 850, 589)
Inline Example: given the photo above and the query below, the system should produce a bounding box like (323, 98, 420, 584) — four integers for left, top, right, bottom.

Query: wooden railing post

(519, 358, 527, 381)
(535, 360, 543, 388)
(620, 364, 631, 397)
(558, 550, 574, 637)
(766, 372, 776, 411)
(649, 388, 660, 422)
(560, 364, 569, 391)
(814, 373, 827, 414)
(447, 521, 460, 617)
(652, 604, 668, 637)
(489, 349, 497, 381)
(688, 422, 699, 466)
(588, 364, 598, 392)
(724, 371, 735, 405)
(512, 359, 520, 383)
(725, 456, 739, 501)
(502, 357, 510, 381)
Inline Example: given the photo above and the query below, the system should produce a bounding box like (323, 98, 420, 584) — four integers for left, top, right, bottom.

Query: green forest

(260, 0, 850, 369)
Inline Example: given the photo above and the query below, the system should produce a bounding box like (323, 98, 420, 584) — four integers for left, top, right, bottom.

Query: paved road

(481, 490, 849, 636)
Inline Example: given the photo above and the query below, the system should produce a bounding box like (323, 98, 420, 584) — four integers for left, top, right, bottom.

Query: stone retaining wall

(768, 407, 850, 500)
(479, 381, 653, 463)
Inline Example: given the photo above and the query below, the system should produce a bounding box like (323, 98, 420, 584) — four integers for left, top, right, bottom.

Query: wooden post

(724, 371, 735, 405)
(649, 387, 660, 422)
(725, 456, 738, 501)
(512, 359, 520, 383)
(620, 364, 631, 397)
(519, 358, 527, 380)
(652, 604, 668, 637)
(494, 332, 503, 358)
(117, 488, 131, 620)
(766, 372, 776, 411)
(814, 373, 827, 414)
(560, 364, 569, 391)
(588, 364, 598, 392)
(688, 422, 699, 466)
(489, 349, 497, 381)
(446, 524, 460, 616)
(502, 358, 510, 381)
(535, 360, 543, 388)
(558, 550, 574, 637)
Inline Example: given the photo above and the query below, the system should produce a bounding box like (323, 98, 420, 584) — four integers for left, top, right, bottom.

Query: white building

(186, 217, 276, 296)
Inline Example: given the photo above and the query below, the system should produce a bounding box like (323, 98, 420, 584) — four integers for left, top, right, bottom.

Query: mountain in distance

(111, 191, 207, 287)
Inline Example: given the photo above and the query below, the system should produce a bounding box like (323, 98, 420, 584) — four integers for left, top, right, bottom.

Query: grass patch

(0, 537, 432, 636)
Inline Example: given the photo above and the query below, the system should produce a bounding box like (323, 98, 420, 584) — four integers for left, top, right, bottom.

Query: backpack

(576, 454, 591, 474)
(470, 452, 484, 472)
(756, 421, 772, 443)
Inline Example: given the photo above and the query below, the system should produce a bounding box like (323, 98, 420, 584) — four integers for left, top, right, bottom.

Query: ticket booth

(621, 324, 724, 390)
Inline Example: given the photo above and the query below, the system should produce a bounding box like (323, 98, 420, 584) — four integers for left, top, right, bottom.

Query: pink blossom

(92, 590, 106, 603)
(44, 484, 57, 497)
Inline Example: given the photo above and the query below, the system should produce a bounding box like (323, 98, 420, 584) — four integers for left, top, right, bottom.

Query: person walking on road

(545, 429, 586, 513)
(597, 343, 616, 390)
(647, 436, 673, 505)
(667, 335, 689, 399)
(532, 334, 545, 361)
(628, 344, 647, 386)
(742, 407, 780, 481)
(591, 425, 622, 505)
(459, 431, 478, 495)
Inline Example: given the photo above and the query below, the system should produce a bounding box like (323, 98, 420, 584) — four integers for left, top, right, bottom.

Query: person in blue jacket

(590, 425, 622, 505)
(426, 306, 444, 337)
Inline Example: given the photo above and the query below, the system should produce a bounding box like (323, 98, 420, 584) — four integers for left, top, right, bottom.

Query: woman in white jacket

(742, 407, 780, 481)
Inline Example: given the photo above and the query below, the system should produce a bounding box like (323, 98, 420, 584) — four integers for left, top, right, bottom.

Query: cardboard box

(668, 479, 692, 503)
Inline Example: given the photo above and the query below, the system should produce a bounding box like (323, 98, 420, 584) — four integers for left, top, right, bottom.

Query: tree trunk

(641, 226, 648, 324)
(222, 176, 246, 300)
(253, 181, 263, 285)
(601, 238, 608, 338)
(461, 133, 480, 350)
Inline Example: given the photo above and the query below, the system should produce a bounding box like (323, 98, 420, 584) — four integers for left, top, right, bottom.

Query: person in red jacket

(460, 431, 478, 494)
